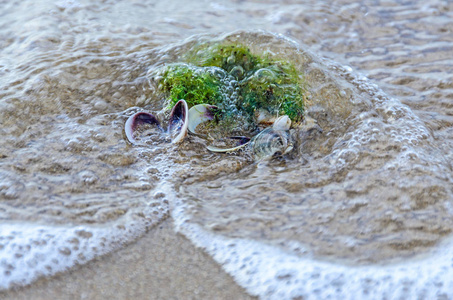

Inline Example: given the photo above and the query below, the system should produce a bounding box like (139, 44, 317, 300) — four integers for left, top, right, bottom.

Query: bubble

(253, 68, 277, 83)
(58, 247, 71, 256)
(229, 65, 244, 78)
(0, 172, 25, 200)
(76, 170, 98, 185)
(153, 191, 166, 199)
(227, 54, 236, 65)
(75, 230, 93, 239)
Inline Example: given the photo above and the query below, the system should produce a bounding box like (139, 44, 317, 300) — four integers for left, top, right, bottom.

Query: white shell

(207, 141, 250, 153)
(124, 114, 137, 143)
(168, 99, 189, 144)
(272, 115, 291, 131)
(188, 104, 217, 134)
(255, 109, 276, 125)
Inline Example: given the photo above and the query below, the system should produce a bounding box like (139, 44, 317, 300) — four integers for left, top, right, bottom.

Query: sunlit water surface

(0, 0, 452, 298)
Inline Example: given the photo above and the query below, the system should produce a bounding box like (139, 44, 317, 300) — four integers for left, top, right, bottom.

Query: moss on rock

(156, 42, 306, 125)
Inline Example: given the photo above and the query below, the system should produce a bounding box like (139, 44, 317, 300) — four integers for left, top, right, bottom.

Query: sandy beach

(1, 219, 255, 300)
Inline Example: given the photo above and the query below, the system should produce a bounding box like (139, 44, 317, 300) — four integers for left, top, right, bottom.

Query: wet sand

(1, 218, 255, 300)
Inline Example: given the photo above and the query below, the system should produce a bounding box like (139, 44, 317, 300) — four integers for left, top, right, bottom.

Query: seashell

(168, 99, 189, 143)
(250, 127, 292, 160)
(255, 109, 276, 126)
(124, 100, 188, 144)
(255, 111, 293, 130)
(125, 112, 162, 144)
(206, 115, 292, 158)
(272, 115, 291, 131)
(207, 136, 251, 153)
(188, 104, 219, 134)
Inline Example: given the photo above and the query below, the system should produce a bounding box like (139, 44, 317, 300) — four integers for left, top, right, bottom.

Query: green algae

(159, 64, 224, 109)
(157, 43, 305, 125)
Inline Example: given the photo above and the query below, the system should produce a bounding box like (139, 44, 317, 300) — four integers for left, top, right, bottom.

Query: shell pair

(125, 100, 219, 145)
(125, 100, 189, 144)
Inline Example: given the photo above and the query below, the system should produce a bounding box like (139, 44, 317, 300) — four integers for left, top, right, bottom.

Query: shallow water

(1, 0, 452, 298)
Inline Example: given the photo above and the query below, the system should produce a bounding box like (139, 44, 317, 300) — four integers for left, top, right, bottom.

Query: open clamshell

(125, 112, 163, 144)
(125, 99, 189, 144)
(188, 104, 219, 134)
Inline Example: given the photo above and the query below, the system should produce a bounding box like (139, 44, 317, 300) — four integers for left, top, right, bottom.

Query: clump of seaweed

(159, 64, 225, 109)
(156, 42, 306, 128)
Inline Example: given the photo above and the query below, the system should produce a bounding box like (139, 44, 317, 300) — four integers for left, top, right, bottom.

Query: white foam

(0, 223, 136, 289)
(174, 207, 453, 299)
(0, 190, 168, 291)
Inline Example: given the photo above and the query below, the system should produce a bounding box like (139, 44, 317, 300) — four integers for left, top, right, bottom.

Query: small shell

(168, 99, 189, 144)
(207, 136, 251, 153)
(255, 111, 292, 130)
(255, 109, 276, 126)
(272, 115, 291, 131)
(250, 127, 292, 160)
(125, 112, 162, 144)
(188, 104, 218, 134)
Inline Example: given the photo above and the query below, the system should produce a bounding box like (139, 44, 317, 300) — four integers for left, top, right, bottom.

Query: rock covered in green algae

(156, 43, 306, 127)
